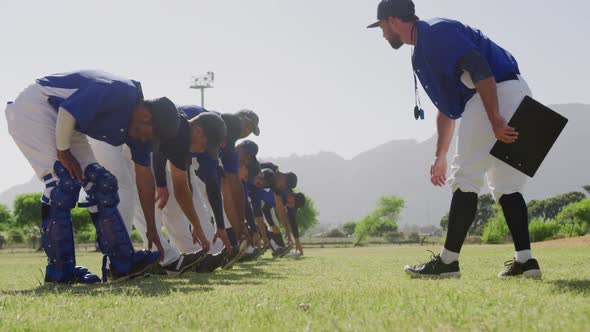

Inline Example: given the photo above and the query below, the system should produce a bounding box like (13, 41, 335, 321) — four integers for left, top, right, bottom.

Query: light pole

(189, 71, 215, 108)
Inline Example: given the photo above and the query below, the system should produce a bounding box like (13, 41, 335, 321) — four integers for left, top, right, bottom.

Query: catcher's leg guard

(42, 162, 100, 284)
(84, 164, 159, 281)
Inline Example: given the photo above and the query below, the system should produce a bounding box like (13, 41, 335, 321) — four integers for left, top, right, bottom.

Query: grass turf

(0, 244, 589, 331)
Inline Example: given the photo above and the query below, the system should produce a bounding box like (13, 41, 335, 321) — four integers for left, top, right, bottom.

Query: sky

(1, 0, 589, 192)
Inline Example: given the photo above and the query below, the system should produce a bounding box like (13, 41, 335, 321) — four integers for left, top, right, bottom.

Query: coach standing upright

(368, 0, 542, 278)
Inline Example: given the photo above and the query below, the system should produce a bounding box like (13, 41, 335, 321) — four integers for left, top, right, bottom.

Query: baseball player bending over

(5, 70, 166, 283)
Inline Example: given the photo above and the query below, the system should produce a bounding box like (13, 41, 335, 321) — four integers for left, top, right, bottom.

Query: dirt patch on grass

(532, 235, 590, 248)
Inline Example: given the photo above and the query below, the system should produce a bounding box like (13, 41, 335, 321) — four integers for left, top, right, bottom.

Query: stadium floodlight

(189, 71, 215, 107)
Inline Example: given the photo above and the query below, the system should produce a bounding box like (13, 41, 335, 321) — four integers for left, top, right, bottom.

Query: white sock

(515, 250, 532, 263)
(440, 248, 460, 264)
(246, 246, 255, 254)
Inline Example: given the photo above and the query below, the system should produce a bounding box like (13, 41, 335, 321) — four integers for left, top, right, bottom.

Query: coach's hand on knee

(57, 149, 84, 183)
(430, 157, 448, 187)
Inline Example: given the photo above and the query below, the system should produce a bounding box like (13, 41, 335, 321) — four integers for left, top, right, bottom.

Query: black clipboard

(489, 96, 568, 178)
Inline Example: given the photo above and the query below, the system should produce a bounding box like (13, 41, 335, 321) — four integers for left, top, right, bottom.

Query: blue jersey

(246, 183, 276, 217)
(37, 70, 151, 166)
(413, 18, 520, 119)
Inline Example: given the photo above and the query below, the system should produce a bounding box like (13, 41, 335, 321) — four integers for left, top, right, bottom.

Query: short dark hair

(400, 14, 419, 22)
(285, 172, 298, 190)
(294, 193, 306, 209)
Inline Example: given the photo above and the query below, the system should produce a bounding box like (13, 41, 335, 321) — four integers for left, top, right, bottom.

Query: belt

(497, 72, 519, 83)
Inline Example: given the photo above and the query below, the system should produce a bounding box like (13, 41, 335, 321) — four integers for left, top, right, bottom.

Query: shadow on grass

(1, 257, 286, 297)
(549, 279, 590, 296)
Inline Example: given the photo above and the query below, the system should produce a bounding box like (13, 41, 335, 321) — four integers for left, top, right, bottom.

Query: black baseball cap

(367, 0, 417, 28)
(191, 113, 227, 159)
(236, 109, 260, 136)
(144, 97, 184, 160)
(238, 140, 259, 157)
(220, 113, 244, 147)
(286, 172, 298, 190)
(260, 169, 276, 188)
(294, 192, 306, 209)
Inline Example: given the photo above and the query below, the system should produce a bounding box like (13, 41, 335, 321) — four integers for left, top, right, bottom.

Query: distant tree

(407, 232, 421, 243)
(356, 196, 404, 237)
(583, 185, 590, 196)
(13, 193, 43, 229)
(0, 203, 14, 231)
(472, 194, 496, 234)
(342, 222, 357, 236)
(529, 192, 586, 221)
(482, 206, 509, 244)
(555, 199, 590, 237)
(71, 207, 94, 234)
(439, 194, 495, 235)
(23, 225, 41, 250)
(440, 214, 449, 230)
(326, 228, 346, 238)
(295, 195, 320, 236)
(384, 231, 403, 243)
(375, 196, 405, 224)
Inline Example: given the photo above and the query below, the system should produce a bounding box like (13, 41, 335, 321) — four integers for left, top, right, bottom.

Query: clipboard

(489, 96, 568, 178)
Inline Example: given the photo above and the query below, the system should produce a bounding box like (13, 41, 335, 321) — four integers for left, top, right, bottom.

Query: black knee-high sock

(226, 227, 238, 247)
(499, 193, 531, 251)
(444, 189, 478, 253)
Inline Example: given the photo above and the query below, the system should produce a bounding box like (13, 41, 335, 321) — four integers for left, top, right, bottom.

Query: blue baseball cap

(367, 0, 417, 28)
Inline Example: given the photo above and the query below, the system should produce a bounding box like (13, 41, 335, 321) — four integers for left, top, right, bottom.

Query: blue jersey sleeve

(423, 22, 477, 79)
(195, 153, 225, 229)
(220, 148, 239, 174)
(247, 184, 263, 218)
(126, 138, 152, 167)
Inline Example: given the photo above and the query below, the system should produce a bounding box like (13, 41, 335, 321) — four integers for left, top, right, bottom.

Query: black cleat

(145, 263, 169, 276)
(163, 251, 207, 277)
(238, 248, 260, 263)
(404, 251, 461, 279)
(254, 246, 268, 259)
(272, 245, 291, 258)
(195, 250, 225, 273)
(221, 246, 243, 270)
(498, 258, 542, 279)
(276, 243, 295, 258)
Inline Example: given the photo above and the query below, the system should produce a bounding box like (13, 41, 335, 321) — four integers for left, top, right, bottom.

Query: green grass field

(1, 242, 589, 331)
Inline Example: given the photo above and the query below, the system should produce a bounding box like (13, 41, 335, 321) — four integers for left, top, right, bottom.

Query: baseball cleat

(195, 250, 225, 273)
(272, 245, 291, 258)
(44, 266, 101, 285)
(404, 251, 461, 279)
(221, 246, 243, 270)
(163, 251, 207, 277)
(498, 258, 542, 279)
(107, 250, 161, 283)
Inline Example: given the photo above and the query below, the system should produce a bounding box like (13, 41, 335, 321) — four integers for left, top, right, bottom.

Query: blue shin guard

(42, 162, 100, 284)
(85, 164, 159, 281)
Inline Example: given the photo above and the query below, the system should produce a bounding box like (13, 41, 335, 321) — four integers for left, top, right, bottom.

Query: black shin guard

(443, 189, 478, 253)
(499, 193, 531, 251)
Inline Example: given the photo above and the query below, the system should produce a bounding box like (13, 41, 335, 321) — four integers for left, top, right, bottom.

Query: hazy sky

(1, 0, 589, 192)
